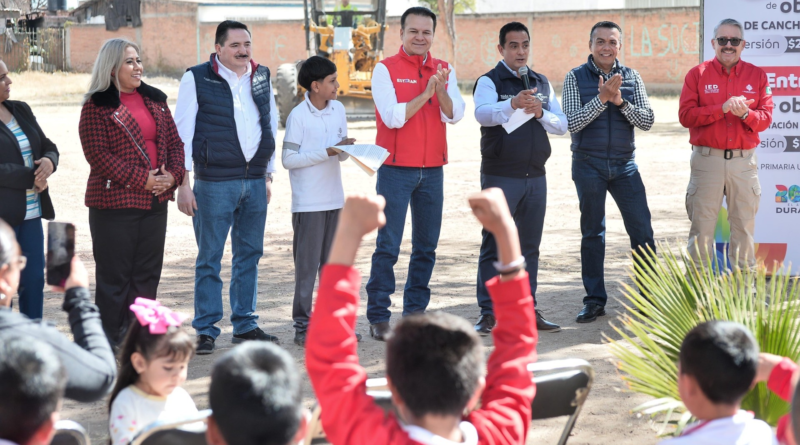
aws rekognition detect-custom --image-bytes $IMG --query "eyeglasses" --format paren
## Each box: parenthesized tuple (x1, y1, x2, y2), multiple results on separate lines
(716, 37, 742, 46)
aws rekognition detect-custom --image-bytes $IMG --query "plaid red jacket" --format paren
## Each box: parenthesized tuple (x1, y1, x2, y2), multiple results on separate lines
(79, 82, 185, 210)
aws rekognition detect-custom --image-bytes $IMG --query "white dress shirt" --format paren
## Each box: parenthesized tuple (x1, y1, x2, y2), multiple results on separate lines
(474, 60, 567, 135)
(174, 55, 277, 173)
(403, 421, 478, 445)
(371, 48, 465, 129)
(282, 93, 349, 213)
(658, 411, 776, 445)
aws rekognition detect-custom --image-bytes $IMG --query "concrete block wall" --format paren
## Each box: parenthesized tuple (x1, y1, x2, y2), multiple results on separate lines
(67, 5, 700, 91)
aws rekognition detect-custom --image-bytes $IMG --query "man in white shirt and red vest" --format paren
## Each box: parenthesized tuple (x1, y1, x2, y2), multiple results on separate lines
(367, 6, 466, 341)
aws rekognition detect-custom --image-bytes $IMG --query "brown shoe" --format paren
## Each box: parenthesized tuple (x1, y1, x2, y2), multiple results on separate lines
(536, 310, 561, 332)
(474, 314, 496, 336)
(369, 322, 391, 341)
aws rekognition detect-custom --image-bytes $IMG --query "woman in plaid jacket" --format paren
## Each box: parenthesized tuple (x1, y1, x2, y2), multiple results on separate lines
(78, 38, 185, 347)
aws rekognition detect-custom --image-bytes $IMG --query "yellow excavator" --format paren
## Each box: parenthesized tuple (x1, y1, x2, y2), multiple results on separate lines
(275, 0, 388, 127)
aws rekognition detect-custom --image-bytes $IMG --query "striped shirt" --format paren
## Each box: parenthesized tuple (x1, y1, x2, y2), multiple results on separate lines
(6, 116, 41, 220)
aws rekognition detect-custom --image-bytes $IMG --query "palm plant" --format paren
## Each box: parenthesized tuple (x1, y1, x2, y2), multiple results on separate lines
(607, 242, 800, 436)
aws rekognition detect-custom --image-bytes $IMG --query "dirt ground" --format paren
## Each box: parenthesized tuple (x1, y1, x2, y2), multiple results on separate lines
(13, 72, 694, 444)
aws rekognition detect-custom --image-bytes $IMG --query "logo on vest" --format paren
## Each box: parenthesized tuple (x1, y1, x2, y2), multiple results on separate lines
(338, 127, 343, 137)
(499, 93, 548, 103)
(396, 79, 418, 84)
(704, 84, 720, 94)
(203, 77, 223, 84)
(744, 84, 757, 94)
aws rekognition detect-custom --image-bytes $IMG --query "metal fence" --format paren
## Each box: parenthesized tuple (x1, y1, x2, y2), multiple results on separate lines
(0, 28, 66, 72)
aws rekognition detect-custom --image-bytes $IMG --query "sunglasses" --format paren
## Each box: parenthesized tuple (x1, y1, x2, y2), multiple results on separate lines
(716, 37, 742, 46)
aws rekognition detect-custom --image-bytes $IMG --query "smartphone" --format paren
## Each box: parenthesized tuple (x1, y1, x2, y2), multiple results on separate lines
(46, 222, 75, 287)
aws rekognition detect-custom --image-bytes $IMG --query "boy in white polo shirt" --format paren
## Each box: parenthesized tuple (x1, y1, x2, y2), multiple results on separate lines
(282, 56, 357, 347)
(660, 321, 776, 445)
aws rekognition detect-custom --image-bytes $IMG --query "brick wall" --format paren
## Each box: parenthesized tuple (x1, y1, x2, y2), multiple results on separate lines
(382, 8, 701, 90)
(67, 25, 138, 72)
(68, 5, 700, 90)
(67, 1, 198, 73)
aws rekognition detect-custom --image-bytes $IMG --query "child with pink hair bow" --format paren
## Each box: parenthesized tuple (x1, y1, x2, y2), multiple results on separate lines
(107, 298, 198, 445)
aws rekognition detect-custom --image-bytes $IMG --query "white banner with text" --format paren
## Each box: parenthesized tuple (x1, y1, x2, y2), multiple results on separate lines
(703, 0, 800, 272)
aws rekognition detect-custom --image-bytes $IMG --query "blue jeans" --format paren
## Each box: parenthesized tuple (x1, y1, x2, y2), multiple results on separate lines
(572, 153, 655, 306)
(192, 178, 267, 339)
(13, 217, 44, 320)
(366, 165, 444, 324)
(477, 174, 546, 315)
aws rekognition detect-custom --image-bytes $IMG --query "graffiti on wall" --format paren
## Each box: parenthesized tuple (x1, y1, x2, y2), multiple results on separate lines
(274, 35, 288, 62)
(69, 9, 702, 86)
(445, 19, 701, 83)
(628, 22, 700, 57)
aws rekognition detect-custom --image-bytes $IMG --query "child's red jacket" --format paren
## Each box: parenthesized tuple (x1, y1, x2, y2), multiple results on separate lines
(306, 265, 538, 445)
(768, 358, 798, 445)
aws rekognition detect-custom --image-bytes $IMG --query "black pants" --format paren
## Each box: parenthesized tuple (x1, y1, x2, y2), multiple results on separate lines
(88, 198, 168, 347)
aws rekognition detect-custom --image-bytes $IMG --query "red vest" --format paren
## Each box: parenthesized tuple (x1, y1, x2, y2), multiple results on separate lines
(375, 47, 449, 168)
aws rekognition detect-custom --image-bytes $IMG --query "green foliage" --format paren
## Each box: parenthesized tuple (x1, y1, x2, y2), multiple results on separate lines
(417, 0, 475, 15)
(607, 243, 800, 436)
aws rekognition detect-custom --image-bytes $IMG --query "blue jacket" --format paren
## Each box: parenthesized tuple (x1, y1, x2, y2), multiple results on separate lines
(474, 62, 552, 178)
(569, 56, 636, 159)
(189, 55, 275, 181)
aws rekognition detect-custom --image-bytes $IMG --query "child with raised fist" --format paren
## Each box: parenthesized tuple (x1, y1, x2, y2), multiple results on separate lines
(306, 189, 538, 445)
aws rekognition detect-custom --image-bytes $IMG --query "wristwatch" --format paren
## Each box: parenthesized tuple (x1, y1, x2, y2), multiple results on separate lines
(740, 110, 749, 120)
(265, 172, 273, 182)
(493, 256, 527, 276)
(620, 98, 631, 110)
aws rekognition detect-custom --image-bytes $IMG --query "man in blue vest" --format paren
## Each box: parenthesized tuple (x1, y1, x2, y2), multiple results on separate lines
(174, 20, 278, 354)
(563, 21, 655, 323)
(472, 22, 567, 335)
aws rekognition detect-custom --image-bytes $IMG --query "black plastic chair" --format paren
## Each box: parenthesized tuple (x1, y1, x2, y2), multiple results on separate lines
(528, 358, 594, 445)
(51, 420, 90, 445)
(305, 358, 594, 445)
(130, 409, 211, 445)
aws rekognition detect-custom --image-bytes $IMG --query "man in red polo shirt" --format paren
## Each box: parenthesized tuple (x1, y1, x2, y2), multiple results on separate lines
(679, 18, 773, 270)
(366, 6, 465, 341)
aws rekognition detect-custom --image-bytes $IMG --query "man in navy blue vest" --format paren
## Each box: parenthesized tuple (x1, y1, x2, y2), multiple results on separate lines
(563, 21, 655, 323)
(174, 20, 278, 354)
(472, 22, 567, 335)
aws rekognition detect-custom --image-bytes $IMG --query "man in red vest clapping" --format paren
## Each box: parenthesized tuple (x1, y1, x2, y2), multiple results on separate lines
(366, 6, 466, 341)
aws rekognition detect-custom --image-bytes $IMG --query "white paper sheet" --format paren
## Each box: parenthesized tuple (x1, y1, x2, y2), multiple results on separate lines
(329, 144, 390, 176)
(502, 108, 537, 134)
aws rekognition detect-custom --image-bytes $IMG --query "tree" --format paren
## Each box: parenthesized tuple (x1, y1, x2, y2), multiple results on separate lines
(0, 0, 48, 13)
(0, 0, 28, 12)
(417, 0, 474, 69)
